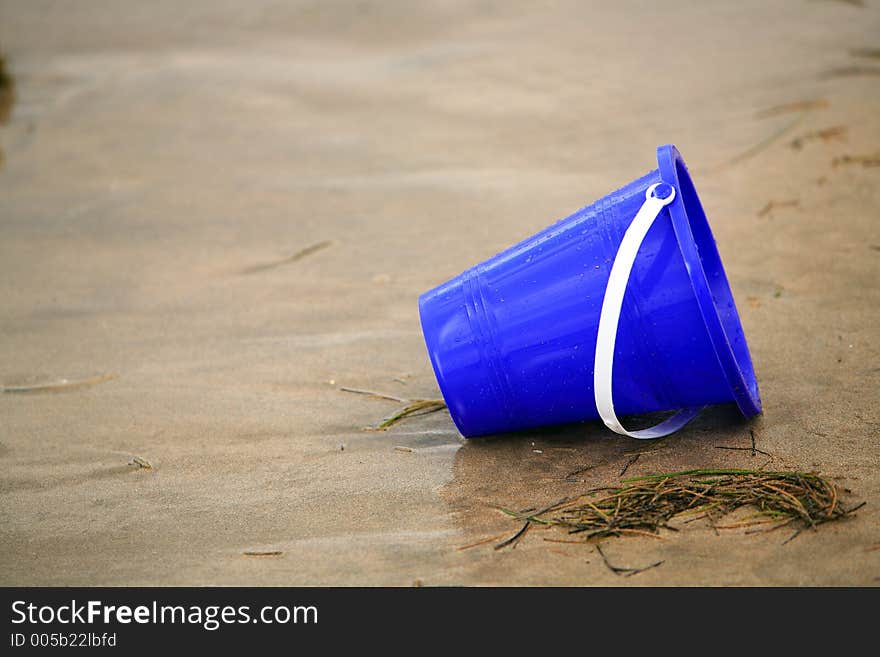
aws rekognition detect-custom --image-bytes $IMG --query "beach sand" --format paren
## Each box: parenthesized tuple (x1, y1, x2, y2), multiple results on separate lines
(1, 0, 878, 585)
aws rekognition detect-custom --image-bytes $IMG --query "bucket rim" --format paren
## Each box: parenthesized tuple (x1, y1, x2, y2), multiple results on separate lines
(657, 144, 762, 417)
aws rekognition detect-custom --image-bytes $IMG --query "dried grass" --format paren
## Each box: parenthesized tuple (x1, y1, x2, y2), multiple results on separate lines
(498, 469, 863, 546)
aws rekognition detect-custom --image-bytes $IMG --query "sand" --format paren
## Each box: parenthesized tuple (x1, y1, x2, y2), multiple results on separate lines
(0, 0, 878, 586)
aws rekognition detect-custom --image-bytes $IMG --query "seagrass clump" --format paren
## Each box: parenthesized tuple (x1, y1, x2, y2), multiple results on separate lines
(501, 469, 863, 544)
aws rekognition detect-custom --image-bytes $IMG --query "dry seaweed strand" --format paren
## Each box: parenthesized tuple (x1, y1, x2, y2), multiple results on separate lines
(789, 125, 847, 150)
(565, 463, 598, 478)
(457, 533, 509, 551)
(703, 113, 806, 172)
(849, 47, 880, 60)
(494, 522, 530, 550)
(595, 544, 664, 577)
(565, 441, 668, 482)
(372, 399, 447, 430)
(757, 199, 800, 218)
(494, 496, 571, 550)
(338, 387, 408, 403)
(754, 99, 829, 119)
(820, 65, 880, 79)
(816, 0, 865, 7)
(0, 51, 14, 127)
(714, 445, 772, 457)
(619, 453, 640, 477)
(239, 240, 334, 275)
(496, 469, 862, 546)
(832, 152, 880, 168)
(339, 386, 447, 430)
(706, 92, 845, 172)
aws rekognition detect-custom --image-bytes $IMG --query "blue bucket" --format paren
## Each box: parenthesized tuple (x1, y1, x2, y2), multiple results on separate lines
(418, 145, 761, 438)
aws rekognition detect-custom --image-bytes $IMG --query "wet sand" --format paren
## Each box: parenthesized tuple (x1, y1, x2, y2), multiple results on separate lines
(1, 1, 879, 585)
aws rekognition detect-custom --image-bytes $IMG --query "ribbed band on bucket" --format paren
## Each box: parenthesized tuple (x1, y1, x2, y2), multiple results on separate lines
(460, 266, 519, 428)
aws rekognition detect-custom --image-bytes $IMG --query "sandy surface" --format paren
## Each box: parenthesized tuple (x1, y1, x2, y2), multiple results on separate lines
(1, 1, 878, 586)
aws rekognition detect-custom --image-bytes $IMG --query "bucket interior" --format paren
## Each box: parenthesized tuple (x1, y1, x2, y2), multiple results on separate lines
(664, 147, 761, 415)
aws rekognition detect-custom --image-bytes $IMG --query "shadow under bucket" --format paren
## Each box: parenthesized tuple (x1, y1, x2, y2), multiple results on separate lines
(418, 145, 761, 438)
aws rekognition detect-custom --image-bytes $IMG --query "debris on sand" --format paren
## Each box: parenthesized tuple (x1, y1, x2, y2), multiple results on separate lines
(715, 444, 772, 457)
(2, 374, 117, 394)
(820, 65, 880, 79)
(497, 469, 863, 546)
(849, 47, 880, 60)
(715, 429, 771, 457)
(128, 456, 153, 470)
(849, 48, 880, 59)
(707, 113, 804, 171)
(339, 386, 447, 430)
(707, 98, 830, 169)
(239, 240, 334, 275)
(456, 533, 508, 551)
(373, 399, 447, 430)
(0, 52, 14, 126)
(619, 454, 640, 477)
(338, 386, 407, 403)
(494, 521, 530, 550)
(789, 125, 847, 150)
(754, 99, 828, 119)
(242, 551, 283, 557)
(832, 152, 880, 168)
(821, 0, 865, 7)
(596, 544, 664, 577)
(757, 199, 800, 218)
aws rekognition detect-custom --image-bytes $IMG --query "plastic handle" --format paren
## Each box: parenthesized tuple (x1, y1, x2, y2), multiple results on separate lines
(593, 182, 702, 439)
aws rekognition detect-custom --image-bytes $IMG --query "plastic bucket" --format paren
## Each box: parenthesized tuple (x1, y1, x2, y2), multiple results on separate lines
(418, 145, 761, 438)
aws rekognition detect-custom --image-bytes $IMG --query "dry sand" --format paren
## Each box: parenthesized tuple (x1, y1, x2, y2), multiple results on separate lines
(0, 0, 878, 585)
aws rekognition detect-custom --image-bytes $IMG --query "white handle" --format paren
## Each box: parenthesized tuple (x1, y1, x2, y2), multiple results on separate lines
(593, 182, 701, 439)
